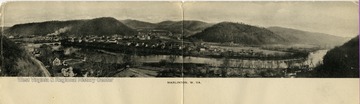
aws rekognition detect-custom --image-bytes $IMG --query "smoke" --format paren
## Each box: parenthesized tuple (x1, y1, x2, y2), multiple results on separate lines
(47, 26, 72, 36)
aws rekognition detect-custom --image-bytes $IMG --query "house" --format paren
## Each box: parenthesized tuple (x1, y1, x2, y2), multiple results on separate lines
(53, 37, 60, 41)
(96, 39, 106, 42)
(61, 66, 76, 77)
(178, 46, 183, 50)
(33, 49, 41, 57)
(68, 38, 75, 42)
(8, 36, 15, 39)
(52, 58, 62, 66)
(145, 35, 151, 40)
(198, 47, 206, 52)
(126, 42, 132, 46)
(77, 39, 83, 43)
(107, 39, 117, 43)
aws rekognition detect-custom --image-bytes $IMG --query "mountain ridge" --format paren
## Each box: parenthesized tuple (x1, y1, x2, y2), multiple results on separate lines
(189, 22, 289, 45)
(267, 26, 350, 46)
(3, 17, 350, 46)
(4, 17, 136, 37)
(120, 19, 157, 29)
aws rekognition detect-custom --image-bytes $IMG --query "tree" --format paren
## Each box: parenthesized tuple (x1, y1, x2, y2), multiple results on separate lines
(168, 55, 177, 64)
(38, 44, 54, 66)
(122, 54, 133, 66)
(220, 57, 230, 77)
(122, 54, 141, 67)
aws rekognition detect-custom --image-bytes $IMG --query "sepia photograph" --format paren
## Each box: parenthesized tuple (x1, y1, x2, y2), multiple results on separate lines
(1, 1, 358, 78)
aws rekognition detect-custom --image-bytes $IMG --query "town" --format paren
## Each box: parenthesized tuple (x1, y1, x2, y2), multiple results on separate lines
(7, 28, 321, 78)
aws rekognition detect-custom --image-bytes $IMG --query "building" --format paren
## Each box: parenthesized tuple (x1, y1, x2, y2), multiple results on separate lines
(8, 36, 15, 39)
(52, 58, 62, 66)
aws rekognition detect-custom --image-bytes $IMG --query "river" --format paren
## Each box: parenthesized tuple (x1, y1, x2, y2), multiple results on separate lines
(134, 50, 328, 69)
(63, 46, 328, 69)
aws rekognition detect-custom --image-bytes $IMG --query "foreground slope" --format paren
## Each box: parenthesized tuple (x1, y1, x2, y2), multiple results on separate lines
(0, 36, 49, 76)
(314, 36, 359, 78)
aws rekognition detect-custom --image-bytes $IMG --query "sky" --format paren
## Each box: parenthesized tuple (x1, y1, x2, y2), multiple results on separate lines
(2, 1, 358, 37)
(184, 1, 359, 37)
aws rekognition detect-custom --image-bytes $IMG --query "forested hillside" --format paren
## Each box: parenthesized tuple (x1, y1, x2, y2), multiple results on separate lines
(314, 36, 359, 77)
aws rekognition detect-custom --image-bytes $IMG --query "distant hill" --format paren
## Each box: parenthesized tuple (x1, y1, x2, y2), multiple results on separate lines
(4, 17, 136, 37)
(0, 36, 48, 76)
(155, 20, 213, 36)
(267, 26, 349, 46)
(0, 27, 10, 35)
(68, 17, 135, 36)
(189, 22, 288, 45)
(182, 20, 214, 37)
(120, 19, 157, 29)
(1, 27, 10, 32)
(154, 20, 182, 34)
(6, 18, 213, 37)
(4, 20, 81, 36)
(121, 20, 212, 36)
(314, 36, 359, 78)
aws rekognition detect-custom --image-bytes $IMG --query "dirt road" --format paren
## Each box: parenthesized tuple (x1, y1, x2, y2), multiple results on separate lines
(30, 57, 51, 77)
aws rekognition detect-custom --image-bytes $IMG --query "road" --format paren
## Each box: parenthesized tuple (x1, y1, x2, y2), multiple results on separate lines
(112, 68, 153, 77)
(128, 68, 151, 77)
(30, 57, 51, 77)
